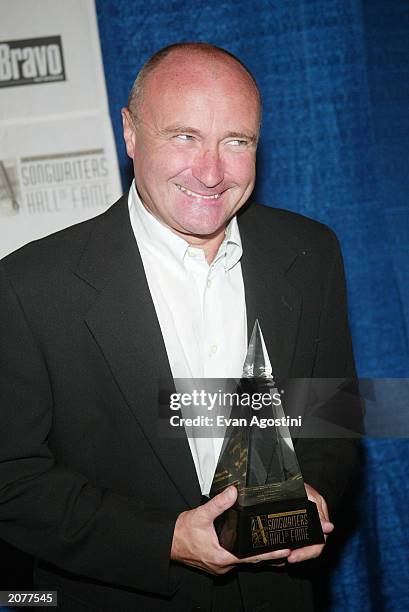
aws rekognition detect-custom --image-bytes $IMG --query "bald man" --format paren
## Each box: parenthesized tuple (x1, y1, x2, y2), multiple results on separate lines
(0, 43, 359, 611)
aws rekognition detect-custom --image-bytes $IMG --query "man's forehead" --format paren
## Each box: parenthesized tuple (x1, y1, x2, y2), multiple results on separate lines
(145, 50, 258, 101)
(141, 83, 260, 137)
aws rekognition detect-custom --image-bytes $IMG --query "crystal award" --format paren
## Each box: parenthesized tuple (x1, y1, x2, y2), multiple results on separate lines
(209, 321, 324, 557)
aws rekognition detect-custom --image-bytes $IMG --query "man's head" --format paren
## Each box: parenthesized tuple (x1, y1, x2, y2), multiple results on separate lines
(122, 43, 261, 249)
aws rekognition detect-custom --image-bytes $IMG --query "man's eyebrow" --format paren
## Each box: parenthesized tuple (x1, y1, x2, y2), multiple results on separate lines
(224, 131, 258, 144)
(162, 125, 258, 143)
(162, 125, 202, 136)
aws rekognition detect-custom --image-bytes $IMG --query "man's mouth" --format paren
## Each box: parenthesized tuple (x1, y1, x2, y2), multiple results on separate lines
(175, 184, 223, 200)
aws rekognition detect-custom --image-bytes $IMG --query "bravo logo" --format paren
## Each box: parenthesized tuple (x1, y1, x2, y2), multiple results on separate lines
(0, 36, 66, 87)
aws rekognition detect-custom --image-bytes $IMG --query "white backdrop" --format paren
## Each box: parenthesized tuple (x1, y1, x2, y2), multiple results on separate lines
(0, 0, 122, 258)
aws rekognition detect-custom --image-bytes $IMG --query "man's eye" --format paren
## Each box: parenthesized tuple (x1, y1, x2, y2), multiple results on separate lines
(229, 139, 248, 147)
(175, 134, 194, 141)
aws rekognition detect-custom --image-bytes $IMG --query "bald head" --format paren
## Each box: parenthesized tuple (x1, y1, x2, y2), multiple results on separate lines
(127, 42, 261, 126)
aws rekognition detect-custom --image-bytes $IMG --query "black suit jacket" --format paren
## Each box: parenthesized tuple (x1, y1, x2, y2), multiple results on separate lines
(0, 196, 359, 611)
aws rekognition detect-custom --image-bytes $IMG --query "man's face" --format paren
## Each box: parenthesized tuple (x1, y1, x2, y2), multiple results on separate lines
(122, 53, 260, 241)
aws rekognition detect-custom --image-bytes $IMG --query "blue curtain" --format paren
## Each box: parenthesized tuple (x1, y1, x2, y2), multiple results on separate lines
(96, 1, 409, 609)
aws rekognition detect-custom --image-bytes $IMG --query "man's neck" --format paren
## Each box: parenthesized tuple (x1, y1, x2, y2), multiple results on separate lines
(173, 228, 226, 264)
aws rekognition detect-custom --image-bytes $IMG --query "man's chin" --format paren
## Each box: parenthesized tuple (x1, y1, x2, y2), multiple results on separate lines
(175, 223, 227, 242)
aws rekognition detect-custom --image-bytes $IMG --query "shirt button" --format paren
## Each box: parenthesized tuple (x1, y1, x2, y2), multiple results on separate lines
(188, 250, 196, 258)
(207, 279, 212, 288)
(210, 344, 218, 353)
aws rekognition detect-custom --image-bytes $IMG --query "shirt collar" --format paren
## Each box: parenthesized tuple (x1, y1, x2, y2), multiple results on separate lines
(128, 180, 243, 271)
(220, 214, 243, 271)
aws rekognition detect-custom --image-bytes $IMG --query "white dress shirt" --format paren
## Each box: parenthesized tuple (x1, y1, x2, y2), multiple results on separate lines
(128, 181, 247, 494)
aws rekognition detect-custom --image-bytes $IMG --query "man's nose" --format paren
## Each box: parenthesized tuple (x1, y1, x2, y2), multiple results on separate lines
(192, 147, 224, 188)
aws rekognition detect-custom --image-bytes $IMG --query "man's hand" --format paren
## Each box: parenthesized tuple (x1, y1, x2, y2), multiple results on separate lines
(286, 483, 334, 564)
(171, 485, 291, 575)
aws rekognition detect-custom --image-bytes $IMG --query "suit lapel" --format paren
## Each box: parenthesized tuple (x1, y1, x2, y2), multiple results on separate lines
(75, 196, 201, 508)
(239, 205, 302, 383)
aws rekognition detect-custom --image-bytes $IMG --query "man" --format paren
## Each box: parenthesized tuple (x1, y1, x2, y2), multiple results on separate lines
(0, 43, 359, 611)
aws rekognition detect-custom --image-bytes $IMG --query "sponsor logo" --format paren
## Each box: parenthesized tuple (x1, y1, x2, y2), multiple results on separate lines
(1, 150, 112, 217)
(21, 149, 112, 215)
(0, 36, 66, 87)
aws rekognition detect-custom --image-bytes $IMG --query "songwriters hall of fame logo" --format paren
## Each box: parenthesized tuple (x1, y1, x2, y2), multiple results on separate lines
(0, 36, 66, 88)
(251, 510, 310, 549)
(0, 151, 112, 217)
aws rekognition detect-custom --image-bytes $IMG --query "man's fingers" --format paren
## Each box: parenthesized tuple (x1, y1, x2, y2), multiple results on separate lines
(287, 544, 325, 563)
(238, 548, 291, 564)
(305, 483, 330, 519)
(200, 486, 237, 521)
(321, 519, 334, 534)
(284, 513, 333, 564)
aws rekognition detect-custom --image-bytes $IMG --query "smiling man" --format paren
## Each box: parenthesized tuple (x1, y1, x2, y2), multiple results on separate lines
(0, 43, 359, 611)
(122, 44, 260, 261)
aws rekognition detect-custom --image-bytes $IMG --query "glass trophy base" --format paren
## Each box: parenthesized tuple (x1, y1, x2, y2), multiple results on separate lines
(214, 498, 325, 558)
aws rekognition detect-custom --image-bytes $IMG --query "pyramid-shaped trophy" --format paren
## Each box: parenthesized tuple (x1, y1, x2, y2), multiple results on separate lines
(210, 321, 324, 557)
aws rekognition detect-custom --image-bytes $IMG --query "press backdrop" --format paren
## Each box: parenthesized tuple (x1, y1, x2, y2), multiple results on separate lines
(95, 1, 409, 610)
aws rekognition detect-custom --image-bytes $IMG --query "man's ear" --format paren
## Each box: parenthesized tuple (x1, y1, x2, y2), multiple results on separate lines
(122, 108, 136, 159)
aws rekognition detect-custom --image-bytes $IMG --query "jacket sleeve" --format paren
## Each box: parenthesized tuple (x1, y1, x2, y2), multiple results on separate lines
(0, 262, 179, 595)
(294, 231, 363, 515)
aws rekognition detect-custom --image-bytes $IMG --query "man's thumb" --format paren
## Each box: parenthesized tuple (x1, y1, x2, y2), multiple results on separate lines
(201, 486, 237, 520)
